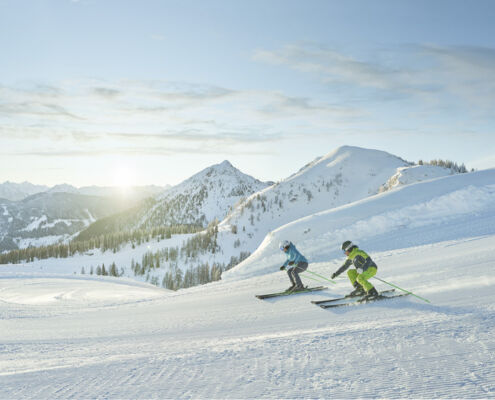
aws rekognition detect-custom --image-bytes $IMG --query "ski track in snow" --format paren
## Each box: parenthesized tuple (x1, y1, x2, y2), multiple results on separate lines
(1, 236, 495, 399)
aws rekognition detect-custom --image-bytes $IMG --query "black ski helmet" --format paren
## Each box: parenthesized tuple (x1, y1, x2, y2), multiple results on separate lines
(341, 241, 354, 252)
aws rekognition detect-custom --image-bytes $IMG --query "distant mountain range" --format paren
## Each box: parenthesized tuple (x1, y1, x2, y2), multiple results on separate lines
(0, 182, 50, 202)
(0, 182, 167, 202)
(0, 184, 168, 251)
(0, 148, 461, 260)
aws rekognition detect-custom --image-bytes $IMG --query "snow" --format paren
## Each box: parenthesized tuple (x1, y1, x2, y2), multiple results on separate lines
(1, 236, 494, 398)
(380, 164, 454, 191)
(15, 235, 68, 249)
(1, 155, 494, 398)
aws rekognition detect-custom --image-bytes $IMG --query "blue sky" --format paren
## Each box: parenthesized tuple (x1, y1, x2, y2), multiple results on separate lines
(1, 0, 494, 187)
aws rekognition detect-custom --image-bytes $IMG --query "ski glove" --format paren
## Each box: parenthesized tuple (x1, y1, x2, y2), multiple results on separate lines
(280, 266, 286, 271)
(331, 272, 337, 279)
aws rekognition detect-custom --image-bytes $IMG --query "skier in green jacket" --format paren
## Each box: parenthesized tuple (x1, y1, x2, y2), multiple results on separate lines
(331, 241, 379, 298)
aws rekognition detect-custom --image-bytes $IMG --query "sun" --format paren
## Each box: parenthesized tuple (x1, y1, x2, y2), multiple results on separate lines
(110, 164, 137, 191)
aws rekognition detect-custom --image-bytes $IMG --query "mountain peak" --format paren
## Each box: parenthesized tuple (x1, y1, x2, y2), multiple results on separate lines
(218, 160, 233, 168)
(48, 184, 79, 194)
(209, 160, 235, 173)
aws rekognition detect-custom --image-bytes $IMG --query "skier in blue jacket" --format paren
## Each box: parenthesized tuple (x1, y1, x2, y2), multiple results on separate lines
(279, 240, 308, 292)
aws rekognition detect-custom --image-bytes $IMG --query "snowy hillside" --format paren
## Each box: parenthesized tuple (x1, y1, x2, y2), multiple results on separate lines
(1, 166, 494, 398)
(225, 168, 495, 281)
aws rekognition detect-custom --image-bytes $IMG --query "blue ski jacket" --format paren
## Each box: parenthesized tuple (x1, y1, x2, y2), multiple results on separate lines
(282, 243, 308, 268)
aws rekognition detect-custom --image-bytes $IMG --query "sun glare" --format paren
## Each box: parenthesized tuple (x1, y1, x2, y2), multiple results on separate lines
(110, 164, 137, 193)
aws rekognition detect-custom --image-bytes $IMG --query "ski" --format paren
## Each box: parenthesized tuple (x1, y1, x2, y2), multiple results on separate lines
(319, 292, 410, 309)
(311, 289, 395, 305)
(256, 286, 327, 300)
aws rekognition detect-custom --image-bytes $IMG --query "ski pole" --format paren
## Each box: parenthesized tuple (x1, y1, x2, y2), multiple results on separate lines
(302, 273, 327, 284)
(373, 276, 430, 303)
(305, 269, 336, 285)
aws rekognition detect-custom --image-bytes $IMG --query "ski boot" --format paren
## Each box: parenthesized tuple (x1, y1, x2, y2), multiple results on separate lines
(347, 282, 366, 297)
(286, 284, 296, 292)
(292, 284, 306, 292)
(363, 287, 379, 300)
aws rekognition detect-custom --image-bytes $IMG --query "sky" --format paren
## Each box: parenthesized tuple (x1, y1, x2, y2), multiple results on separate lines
(1, 0, 494, 187)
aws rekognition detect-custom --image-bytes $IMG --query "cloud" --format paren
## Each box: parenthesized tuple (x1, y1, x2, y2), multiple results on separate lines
(0, 77, 378, 160)
(257, 92, 364, 120)
(253, 43, 401, 90)
(92, 87, 121, 98)
(7, 144, 274, 157)
(109, 128, 285, 145)
(417, 44, 495, 112)
(253, 42, 495, 115)
(0, 102, 83, 120)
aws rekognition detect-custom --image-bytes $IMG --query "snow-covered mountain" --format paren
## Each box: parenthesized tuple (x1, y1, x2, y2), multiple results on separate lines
(46, 183, 79, 194)
(218, 146, 409, 249)
(141, 160, 270, 228)
(0, 181, 49, 201)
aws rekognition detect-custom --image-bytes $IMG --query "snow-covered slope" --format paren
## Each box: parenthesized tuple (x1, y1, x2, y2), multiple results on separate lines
(1, 163, 494, 397)
(380, 164, 455, 192)
(224, 168, 495, 281)
(222, 146, 409, 233)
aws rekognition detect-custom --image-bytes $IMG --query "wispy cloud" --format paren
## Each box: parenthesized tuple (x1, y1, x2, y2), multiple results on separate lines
(0, 101, 84, 120)
(92, 87, 121, 98)
(7, 144, 275, 157)
(253, 43, 403, 90)
(253, 43, 495, 116)
(0, 78, 359, 155)
(109, 129, 285, 145)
